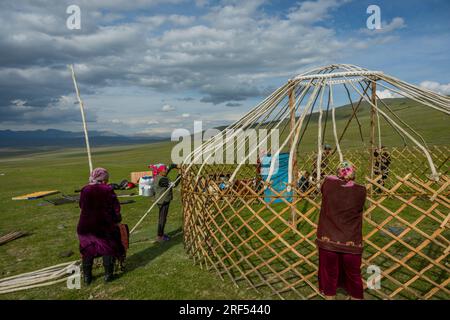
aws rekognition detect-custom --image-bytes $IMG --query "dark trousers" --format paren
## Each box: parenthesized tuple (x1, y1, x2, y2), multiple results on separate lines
(318, 248, 364, 299)
(374, 172, 389, 192)
(82, 256, 114, 267)
(82, 256, 115, 277)
(157, 202, 170, 237)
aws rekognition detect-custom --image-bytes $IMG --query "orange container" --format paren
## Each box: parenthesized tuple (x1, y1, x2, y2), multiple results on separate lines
(130, 171, 153, 184)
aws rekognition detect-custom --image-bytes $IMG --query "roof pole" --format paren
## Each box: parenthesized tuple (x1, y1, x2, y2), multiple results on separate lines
(370, 80, 377, 198)
(288, 81, 298, 225)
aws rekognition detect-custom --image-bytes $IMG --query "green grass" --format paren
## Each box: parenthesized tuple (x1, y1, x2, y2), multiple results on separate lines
(0, 97, 448, 299)
(0, 142, 268, 299)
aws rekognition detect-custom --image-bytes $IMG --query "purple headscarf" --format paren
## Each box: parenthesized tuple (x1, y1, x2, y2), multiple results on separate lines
(89, 167, 109, 184)
(337, 161, 355, 181)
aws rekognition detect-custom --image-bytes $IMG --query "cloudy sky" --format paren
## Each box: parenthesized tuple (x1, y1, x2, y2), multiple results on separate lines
(0, 0, 449, 136)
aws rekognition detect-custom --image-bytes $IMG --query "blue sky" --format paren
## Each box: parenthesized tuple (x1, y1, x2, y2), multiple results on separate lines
(0, 0, 449, 136)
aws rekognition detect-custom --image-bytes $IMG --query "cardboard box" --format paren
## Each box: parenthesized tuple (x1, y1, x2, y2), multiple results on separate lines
(130, 171, 153, 184)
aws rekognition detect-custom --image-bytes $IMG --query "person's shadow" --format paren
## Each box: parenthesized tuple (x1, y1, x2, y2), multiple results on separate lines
(121, 227, 183, 274)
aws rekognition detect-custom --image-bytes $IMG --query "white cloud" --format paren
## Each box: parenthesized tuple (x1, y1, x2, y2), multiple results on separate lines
(382, 17, 406, 32)
(161, 104, 176, 112)
(108, 118, 160, 126)
(419, 81, 450, 95)
(376, 90, 402, 99)
(73, 0, 184, 10)
(136, 14, 195, 27)
(361, 17, 406, 35)
(0, 0, 431, 134)
(0, 0, 362, 113)
(287, 0, 349, 24)
(11, 99, 27, 107)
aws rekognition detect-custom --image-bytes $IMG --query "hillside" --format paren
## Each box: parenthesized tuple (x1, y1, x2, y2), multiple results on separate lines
(0, 129, 167, 148)
(0, 129, 167, 158)
(1, 97, 447, 159)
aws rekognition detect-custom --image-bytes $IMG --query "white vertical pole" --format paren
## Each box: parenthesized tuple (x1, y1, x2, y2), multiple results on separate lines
(70, 64, 93, 173)
(330, 84, 343, 163)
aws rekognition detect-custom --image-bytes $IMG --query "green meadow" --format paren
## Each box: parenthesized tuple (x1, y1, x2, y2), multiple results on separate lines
(0, 98, 448, 299)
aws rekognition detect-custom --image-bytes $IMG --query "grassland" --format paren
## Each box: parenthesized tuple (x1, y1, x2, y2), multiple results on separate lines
(0, 98, 448, 299)
(0, 142, 267, 299)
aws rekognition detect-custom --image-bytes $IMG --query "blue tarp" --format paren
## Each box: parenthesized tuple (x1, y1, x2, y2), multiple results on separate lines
(260, 152, 292, 203)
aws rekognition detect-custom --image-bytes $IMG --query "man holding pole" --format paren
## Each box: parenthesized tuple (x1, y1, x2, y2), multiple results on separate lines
(152, 164, 181, 242)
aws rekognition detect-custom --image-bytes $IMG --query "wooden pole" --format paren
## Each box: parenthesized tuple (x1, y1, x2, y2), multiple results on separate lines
(70, 64, 93, 174)
(370, 80, 377, 198)
(288, 82, 297, 225)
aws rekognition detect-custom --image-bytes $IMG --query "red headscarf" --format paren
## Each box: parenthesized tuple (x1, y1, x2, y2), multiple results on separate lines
(149, 164, 167, 175)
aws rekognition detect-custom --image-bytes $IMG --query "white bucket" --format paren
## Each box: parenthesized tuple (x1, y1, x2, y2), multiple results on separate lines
(139, 176, 153, 196)
(143, 185, 154, 197)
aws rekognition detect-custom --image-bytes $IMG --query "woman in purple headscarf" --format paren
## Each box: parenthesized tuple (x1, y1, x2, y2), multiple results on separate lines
(316, 161, 367, 300)
(77, 167, 124, 285)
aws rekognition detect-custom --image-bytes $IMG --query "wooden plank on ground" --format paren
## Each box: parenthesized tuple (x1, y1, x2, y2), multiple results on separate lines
(0, 231, 27, 245)
(12, 190, 60, 200)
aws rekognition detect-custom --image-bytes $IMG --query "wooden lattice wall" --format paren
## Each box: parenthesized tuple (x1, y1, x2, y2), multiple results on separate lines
(181, 146, 449, 299)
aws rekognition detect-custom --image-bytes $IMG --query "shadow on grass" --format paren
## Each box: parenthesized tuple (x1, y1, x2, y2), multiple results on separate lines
(122, 228, 183, 274)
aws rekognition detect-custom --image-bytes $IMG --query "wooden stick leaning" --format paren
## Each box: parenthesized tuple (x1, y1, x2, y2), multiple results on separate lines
(70, 64, 93, 174)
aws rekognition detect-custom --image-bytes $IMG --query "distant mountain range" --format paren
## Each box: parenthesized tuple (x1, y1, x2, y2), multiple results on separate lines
(0, 129, 167, 148)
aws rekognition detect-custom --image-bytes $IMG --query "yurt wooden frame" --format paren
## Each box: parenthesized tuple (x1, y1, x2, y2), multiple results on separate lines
(181, 64, 450, 300)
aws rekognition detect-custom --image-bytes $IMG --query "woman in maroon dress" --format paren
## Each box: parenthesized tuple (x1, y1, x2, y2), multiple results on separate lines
(316, 161, 367, 299)
(77, 168, 124, 285)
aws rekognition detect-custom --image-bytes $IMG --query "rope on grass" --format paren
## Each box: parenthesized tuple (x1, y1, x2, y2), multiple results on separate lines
(0, 261, 78, 294)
